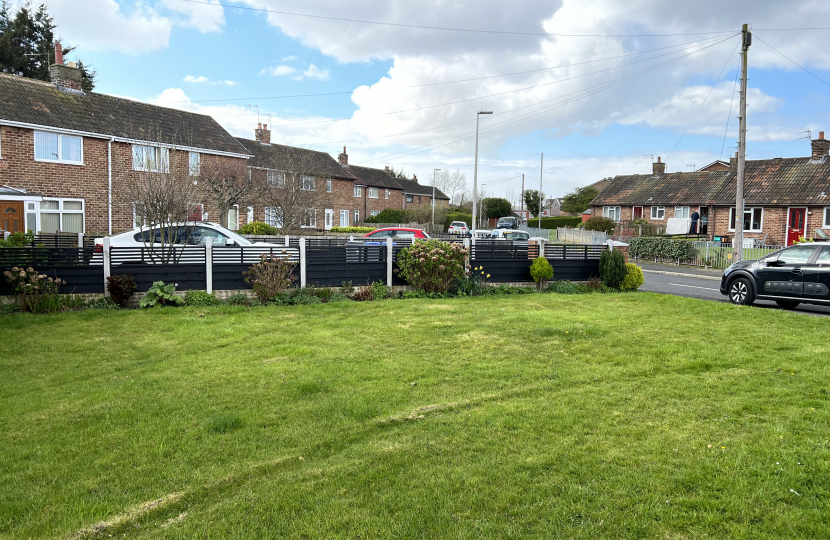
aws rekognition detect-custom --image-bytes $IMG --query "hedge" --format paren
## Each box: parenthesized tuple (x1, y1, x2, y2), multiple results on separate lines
(535, 216, 582, 229)
(628, 237, 698, 261)
(364, 209, 407, 224)
(444, 213, 472, 229)
(330, 226, 376, 234)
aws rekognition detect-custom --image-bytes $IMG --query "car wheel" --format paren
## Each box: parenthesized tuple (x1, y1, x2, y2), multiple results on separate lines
(728, 277, 755, 305)
(775, 300, 800, 310)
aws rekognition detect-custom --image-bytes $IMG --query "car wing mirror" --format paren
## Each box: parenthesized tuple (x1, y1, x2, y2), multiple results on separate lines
(226, 238, 235, 246)
(766, 259, 782, 267)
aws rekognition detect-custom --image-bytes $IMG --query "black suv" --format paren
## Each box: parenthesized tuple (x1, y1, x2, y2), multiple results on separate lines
(720, 242, 830, 309)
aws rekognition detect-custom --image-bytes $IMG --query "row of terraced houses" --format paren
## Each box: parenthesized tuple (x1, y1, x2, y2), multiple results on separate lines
(0, 44, 448, 236)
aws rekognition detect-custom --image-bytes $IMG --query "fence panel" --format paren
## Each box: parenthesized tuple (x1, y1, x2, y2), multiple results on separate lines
(629, 241, 782, 269)
(554, 228, 607, 245)
(306, 244, 388, 287)
(0, 247, 104, 295)
(110, 246, 206, 292)
(211, 246, 299, 290)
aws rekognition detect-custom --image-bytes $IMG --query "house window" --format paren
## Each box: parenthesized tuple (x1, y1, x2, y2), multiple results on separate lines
(417, 196, 422, 204)
(354, 210, 359, 223)
(729, 207, 763, 232)
(264, 207, 283, 228)
(39, 198, 84, 233)
(228, 206, 239, 231)
(823, 208, 830, 228)
(385, 189, 389, 199)
(406, 194, 413, 203)
(675, 206, 690, 218)
(267, 170, 285, 188)
(302, 208, 317, 228)
(189, 152, 200, 176)
(326, 179, 332, 193)
(602, 206, 621, 222)
(132, 144, 169, 172)
(650, 206, 665, 220)
(26, 202, 36, 233)
(187, 203, 204, 222)
(354, 186, 362, 197)
(371, 210, 380, 217)
(368, 187, 379, 199)
(34, 131, 83, 165)
(300, 175, 315, 191)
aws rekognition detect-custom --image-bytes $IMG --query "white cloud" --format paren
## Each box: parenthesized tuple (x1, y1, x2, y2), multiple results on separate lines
(264, 65, 297, 76)
(282, 55, 298, 61)
(45, 0, 171, 53)
(183, 75, 209, 83)
(303, 64, 330, 81)
(160, 0, 226, 33)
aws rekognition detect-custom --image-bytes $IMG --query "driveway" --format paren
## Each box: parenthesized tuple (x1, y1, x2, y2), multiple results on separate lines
(637, 262, 830, 318)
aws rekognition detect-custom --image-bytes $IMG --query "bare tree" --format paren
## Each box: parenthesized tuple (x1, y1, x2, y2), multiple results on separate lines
(258, 144, 334, 232)
(197, 158, 259, 228)
(435, 169, 467, 206)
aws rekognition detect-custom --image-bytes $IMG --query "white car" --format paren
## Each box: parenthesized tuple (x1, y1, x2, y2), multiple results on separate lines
(94, 222, 294, 265)
(474, 229, 492, 240)
(447, 221, 470, 235)
(489, 229, 530, 242)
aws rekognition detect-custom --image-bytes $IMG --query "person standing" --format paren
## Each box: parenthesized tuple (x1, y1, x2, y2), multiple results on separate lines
(690, 209, 700, 234)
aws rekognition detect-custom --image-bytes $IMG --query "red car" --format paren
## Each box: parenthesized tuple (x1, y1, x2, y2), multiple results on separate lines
(363, 227, 430, 239)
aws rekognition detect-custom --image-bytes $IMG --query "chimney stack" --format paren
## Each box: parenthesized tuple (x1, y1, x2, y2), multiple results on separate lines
(48, 41, 83, 91)
(338, 146, 348, 165)
(255, 123, 271, 144)
(652, 156, 666, 176)
(812, 131, 829, 161)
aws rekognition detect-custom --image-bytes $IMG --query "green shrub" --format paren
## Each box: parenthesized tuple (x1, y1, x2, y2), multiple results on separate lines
(599, 250, 626, 288)
(238, 221, 279, 235)
(244, 255, 297, 303)
(537, 216, 582, 229)
(548, 281, 579, 294)
(444, 213, 472, 230)
(370, 280, 391, 300)
(139, 281, 184, 308)
(315, 287, 333, 303)
(185, 290, 221, 306)
(396, 239, 469, 293)
(364, 208, 407, 224)
(529, 256, 554, 290)
(582, 216, 616, 232)
(280, 288, 321, 305)
(3, 266, 65, 312)
(87, 297, 120, 309)
(226, 293, 251, 306)
(106, 274, 137, 307)
(0, 230, 33, 247)
(328, 292, 352, 303)
(330, 226, 375, 234)
(619, 263, 645, 291)
(628, 237, 698, 261)
(452, 266, 489, 296)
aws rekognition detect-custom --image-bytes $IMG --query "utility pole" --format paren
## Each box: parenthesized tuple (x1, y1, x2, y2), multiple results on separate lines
(432, 168, 440, 232)
(520, 174, 525, 221)
(735, 23, 751, 262)
(538, 153, 544, 229)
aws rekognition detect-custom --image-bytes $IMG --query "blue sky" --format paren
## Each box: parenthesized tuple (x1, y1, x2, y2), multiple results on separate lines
(45, 0, 830, 203)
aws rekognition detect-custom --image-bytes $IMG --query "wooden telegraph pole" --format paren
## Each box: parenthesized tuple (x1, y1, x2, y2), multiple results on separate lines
(735, 24, 751, 262)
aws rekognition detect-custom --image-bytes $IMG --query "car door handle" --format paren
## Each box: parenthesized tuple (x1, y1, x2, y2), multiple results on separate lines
(791, 268, 803, 275)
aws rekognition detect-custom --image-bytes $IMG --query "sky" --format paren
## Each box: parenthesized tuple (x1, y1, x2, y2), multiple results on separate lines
(35, 0, 830, 203)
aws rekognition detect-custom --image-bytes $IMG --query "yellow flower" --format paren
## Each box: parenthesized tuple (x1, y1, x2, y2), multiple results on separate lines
(486, 274, 490, 278)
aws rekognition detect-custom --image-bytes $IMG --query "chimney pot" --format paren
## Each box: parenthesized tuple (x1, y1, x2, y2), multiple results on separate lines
(257, 122, 262, 129)
(48, 45, 83, 91)
(54, 42, 63, 65)
(657, 157, 662, 163)
(820, 131, 825, 140)
(337, 146, 348, 165)
(652, 157, 666, 176)
(263, 123, 267, 130)
(255, 123, 271, 144)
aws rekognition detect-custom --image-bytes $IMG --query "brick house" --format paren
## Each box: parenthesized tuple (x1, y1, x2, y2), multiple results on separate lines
(590, 134, 830, 246)
(0, 45, 252, 236)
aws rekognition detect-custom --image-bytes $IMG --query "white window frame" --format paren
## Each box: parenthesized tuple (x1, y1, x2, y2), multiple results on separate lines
(823, 208, 830, 229)
(227, 205, 239, 231)
(301, 208, 317, 228)
(650, 206, 665, 220)
(39, 197, 85, 233)
(385, 189, 389, 200)
(354, 185, 363, 197)
(300, 175, 316, 191)
(266, 170, 286, 188)
(368, 187, 379, 199)
(602, 206, 621, 222)
(406, 194, 414, 203)
(340, 209, 349, 227)
(34, 131, 83, 165)
(326, 179, 332, 193)
(189, 152, 200, 176)
(132, 144, 169, 173)
(674, 206, 690, 219)
(729, 207, 764, 232)
(264, 207, 283, 228)
(370, 210, 380, 217)
(354, 209, 360, 223)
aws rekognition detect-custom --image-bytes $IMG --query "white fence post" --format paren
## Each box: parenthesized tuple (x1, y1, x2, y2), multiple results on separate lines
(299, 237, 307, 288)
(78, 232, 84, 248)
(285, 235, 290, 247)
(205, 237, 213, 294)
(386, 237, 393, 287)
(103, 237, 111, 297)
(3, 231, 9, 241)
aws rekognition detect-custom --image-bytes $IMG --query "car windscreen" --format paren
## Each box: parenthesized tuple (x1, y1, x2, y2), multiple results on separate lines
(451, 222, 466, 227)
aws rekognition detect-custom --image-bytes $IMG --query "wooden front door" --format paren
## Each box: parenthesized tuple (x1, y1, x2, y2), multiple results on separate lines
(787, 208, 807, 246)
(633, 206, 643, 220)
(1, 201, 23, 233)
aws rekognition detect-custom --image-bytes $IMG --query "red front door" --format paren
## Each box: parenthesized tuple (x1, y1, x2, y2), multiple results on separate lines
(787, 208, 806, 246)
(633, 206, 643, 220)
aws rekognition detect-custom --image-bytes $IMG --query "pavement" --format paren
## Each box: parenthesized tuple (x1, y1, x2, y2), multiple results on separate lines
(637, 261, 830, 318)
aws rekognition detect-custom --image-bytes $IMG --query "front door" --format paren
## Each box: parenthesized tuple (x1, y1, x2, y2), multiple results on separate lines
(633, 207, 643, 220)
(699, 207, 709, 235)
(787, 208, 807, 246)
(1, 201, 23, 233)
(324, 209, 333, 230)
(756, 244, 817, 299)
(802, 245, 830, 302)
(340, 210, 349, 227)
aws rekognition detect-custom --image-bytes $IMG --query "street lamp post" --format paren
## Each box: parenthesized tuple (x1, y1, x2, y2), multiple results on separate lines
(432, 168, 441, 233)
(472, 110, 493, 240)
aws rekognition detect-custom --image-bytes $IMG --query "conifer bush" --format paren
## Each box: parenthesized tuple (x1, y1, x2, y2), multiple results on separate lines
(598, 250, 627, 289)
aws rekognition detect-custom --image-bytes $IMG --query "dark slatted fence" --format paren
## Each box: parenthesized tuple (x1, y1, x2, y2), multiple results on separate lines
(306, 242, 388, 287)
(212, 246, 299, 290)
(543, 244, 604, 281)
(110, 247, 206, 292)
(0, 247, 103, 294)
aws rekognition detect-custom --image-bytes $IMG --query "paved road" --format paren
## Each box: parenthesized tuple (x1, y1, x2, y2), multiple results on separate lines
(640, 266, 830, 318)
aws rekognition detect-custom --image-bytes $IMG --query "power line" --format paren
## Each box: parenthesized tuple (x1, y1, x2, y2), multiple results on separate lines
(666, 38, 740, 161)
(359, 34, 738, 164)
(173, 35, 730, 105)
(753, 33, 830, 89)
(175, 0, 736, 37)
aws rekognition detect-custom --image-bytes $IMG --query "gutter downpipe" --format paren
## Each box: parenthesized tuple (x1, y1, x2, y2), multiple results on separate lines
(107, 137, 114, 235)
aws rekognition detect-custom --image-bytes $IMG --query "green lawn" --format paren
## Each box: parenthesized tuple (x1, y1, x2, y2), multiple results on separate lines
(2, 294, 830, 539)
